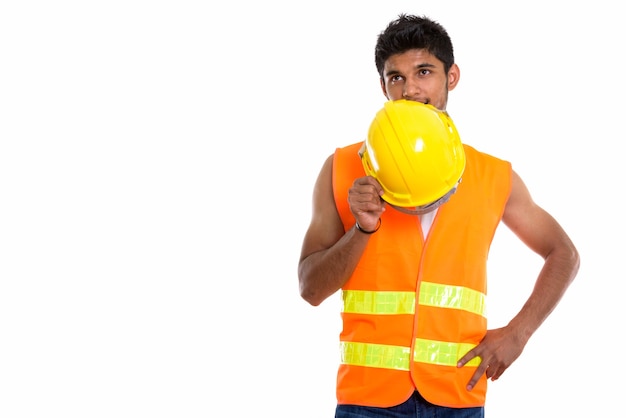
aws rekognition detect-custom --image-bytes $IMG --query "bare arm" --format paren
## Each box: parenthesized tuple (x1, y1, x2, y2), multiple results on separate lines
(500, 170, 580, 343)
(459, 169, 580, 390)
(298, 155, 386, 306)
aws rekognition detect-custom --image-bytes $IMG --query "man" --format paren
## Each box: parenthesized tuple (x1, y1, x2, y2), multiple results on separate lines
(297, 13, 580, 418)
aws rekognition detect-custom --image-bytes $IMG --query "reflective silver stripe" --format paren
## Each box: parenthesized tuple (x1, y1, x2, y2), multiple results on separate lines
(339, 339, 480, 370)
(419, 282, 485, 316)
(342, 290, 415, 314)
(413, 338, 480, 367)
(340, 341, 411, 371)
(342, 283, 485, 316)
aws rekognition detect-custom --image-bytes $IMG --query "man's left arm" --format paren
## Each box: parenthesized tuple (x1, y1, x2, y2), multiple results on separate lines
(458, 169, 580, 391)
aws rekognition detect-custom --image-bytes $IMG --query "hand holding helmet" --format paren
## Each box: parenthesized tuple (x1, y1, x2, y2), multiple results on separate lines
(347, 175, 386, 233)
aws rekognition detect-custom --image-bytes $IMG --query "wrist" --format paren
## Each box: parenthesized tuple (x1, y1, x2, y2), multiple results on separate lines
(355, 218, 382, 234)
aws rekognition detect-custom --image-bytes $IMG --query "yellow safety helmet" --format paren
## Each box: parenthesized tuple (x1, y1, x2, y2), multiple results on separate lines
(360, 99, 466, 214)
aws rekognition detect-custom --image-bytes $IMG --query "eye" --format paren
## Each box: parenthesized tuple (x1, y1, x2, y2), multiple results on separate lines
(419, 69, 431, 76)
(390, 75, 404, 83)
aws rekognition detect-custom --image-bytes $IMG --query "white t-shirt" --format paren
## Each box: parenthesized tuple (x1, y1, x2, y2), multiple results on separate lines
(419, 208, 438, 239)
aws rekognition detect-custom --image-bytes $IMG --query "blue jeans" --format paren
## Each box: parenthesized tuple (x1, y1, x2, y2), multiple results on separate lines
(335, 391, 484, 418)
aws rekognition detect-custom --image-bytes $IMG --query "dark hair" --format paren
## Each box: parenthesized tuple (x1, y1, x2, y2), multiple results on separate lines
(375, 14, 455, 78)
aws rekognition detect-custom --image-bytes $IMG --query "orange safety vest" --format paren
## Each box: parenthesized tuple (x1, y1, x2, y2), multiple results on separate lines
(332, 142, 512, 408)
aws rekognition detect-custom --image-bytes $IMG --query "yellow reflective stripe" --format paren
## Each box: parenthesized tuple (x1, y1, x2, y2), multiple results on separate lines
(342, 283, 485, 316)
(419, 282, 486, 316)
(340, 341, 411, 371)
(340, 340, 481, 370)
(414, 338, 480, 367)
(342, 290, 415, 314)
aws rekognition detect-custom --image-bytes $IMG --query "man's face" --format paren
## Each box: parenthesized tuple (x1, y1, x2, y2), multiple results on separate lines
(380, 49, 459, 111)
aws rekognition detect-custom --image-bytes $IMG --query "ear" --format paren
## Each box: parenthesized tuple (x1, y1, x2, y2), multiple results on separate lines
(380, 78, 390, 99)
(447, 63, 460, 91)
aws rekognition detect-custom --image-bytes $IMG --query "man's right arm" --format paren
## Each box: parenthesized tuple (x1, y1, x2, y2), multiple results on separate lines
(298, 155, 381, 306)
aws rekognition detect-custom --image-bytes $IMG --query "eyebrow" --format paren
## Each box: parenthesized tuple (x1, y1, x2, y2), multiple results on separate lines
(385, 62, 437, 78)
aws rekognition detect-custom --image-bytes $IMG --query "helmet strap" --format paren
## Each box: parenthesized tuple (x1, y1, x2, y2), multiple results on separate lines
(389, 181, 460, 216)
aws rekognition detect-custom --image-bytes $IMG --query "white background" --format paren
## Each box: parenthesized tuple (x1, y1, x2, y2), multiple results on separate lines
(1, 1, 623, 416)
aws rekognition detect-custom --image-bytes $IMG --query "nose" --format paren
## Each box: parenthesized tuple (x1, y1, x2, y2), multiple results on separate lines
(402, 79, 419, 100)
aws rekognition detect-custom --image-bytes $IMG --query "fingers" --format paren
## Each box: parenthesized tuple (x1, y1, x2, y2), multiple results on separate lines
(348, 177, 386, 227)
(487, 364, 503, 381)
(457, 328, 520, 391)
(457, 348, 495, 391)
(459, 354, 504, 391)
(350, 177, 384, 200)
(463, 359, 489, 391)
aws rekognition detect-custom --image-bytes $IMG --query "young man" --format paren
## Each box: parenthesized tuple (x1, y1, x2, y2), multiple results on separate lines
(298, 14, 580, 418)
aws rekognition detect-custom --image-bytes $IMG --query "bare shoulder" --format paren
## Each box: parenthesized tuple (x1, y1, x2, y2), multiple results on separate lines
(502, 170, 533, 221)
(300, 154, 345, 260)
(502, 170, 573, 258)
(313, 154, 334, 197)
